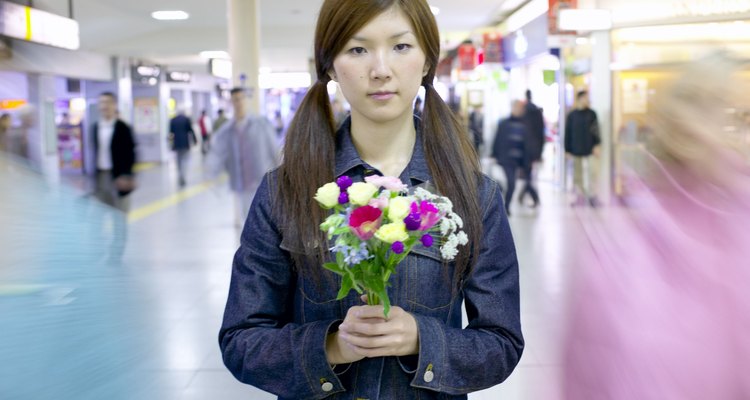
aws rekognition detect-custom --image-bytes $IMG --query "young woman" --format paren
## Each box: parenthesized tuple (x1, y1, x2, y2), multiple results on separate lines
(219, 1, 523, 398)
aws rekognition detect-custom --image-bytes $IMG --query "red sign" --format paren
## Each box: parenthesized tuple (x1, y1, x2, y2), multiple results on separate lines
(458, 44, 476, 72)
(549, 0, 578, 35)
(483, 33, 503, 64)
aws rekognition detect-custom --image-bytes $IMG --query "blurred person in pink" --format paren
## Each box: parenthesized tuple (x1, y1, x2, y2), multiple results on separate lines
(564, 53, 750, 399)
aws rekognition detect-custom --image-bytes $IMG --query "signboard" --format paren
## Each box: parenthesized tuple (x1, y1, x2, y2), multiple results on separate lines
(132, 65, 161, 86)
(458, 43, 477, 71)
(210, 58, 232, 80)
(503, 14, 549, 67)
(548, 0, 578, 35)
(483, 33, 503, 64)
(166, 71, 192, 83)
(133, 98, 159, 134)
(0, 1, 80, 50)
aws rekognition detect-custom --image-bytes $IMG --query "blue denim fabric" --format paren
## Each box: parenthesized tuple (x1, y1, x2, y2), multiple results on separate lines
(219, 118, 524, 399)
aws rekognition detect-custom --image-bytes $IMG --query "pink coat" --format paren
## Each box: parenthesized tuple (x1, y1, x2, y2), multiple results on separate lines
(564, 167, 750, 399)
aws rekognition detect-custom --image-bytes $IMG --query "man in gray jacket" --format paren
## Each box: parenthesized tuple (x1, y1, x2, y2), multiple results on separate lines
(207, 87, 280, 226)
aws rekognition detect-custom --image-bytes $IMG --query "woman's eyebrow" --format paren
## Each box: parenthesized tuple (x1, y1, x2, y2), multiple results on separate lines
(350, 31, 415, 42)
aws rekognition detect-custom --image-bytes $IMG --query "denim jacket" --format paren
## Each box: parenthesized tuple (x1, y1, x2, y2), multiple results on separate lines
(219, 119, 524, 399)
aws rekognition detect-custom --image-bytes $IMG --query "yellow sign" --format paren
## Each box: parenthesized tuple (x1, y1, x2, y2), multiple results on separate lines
(0, 99, 27, 110)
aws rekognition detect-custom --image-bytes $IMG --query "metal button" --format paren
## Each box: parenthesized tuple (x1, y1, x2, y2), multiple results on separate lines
(424, 370, 435, 383)
(321, 382, 334, 392)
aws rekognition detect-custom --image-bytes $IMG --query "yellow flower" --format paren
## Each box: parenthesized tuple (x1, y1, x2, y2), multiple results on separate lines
(314, 182, 340, 209)
(347, 182, 379, 206)
(375, 222, 409, 244)
(388, 197, 412, 221)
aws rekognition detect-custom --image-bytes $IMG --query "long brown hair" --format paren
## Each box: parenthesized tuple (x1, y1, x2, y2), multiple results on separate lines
(277, 0, 481, 283)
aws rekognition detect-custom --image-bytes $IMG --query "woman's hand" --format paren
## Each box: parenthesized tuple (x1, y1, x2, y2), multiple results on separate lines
(336, 302, 420, 359)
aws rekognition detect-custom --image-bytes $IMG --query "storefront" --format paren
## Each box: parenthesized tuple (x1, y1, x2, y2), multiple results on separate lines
(602, 1, 750, 195)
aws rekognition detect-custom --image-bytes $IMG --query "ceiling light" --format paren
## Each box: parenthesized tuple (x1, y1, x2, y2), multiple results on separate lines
(151, 10, 189, 21)
(200, 50, 230, 59)
(430, 6, 440, 15)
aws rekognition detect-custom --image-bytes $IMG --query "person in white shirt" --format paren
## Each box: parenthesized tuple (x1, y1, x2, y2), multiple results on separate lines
(92, 92, 137, 212)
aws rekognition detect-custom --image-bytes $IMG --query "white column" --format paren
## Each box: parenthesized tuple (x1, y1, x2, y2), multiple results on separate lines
(26, 73, 60, 182)
(590, 30, 612, 204)
(115, 58, 133, 126)
(228, 0, 262, 114)
(557, 52, 568, 190)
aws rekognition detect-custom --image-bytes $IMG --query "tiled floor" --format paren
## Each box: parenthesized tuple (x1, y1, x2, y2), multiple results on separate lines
(1, 150, 595, 399)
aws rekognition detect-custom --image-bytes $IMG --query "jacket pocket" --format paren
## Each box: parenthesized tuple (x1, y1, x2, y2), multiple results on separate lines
(406, 246, 456, 312)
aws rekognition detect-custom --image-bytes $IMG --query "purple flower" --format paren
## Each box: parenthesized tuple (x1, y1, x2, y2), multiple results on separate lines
(338, 192, 349, 205)
(404, 212, 421, 231)
(391, 241, 405, 254)
(336, 175, 353, 190)
(421, 234, 434, 248)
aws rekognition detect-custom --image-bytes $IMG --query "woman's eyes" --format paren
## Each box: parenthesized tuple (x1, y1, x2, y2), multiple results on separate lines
(394, 43, 412, 52)
(346, 44, 413, 55)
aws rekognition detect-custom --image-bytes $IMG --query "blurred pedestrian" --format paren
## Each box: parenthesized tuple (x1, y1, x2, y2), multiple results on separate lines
(564, 52, 750, 400)
(413, 96, 423, 118)
(565, 90, 600, 206)
(0, 113, 9, 152)
(207, 87, 280, 226)
(492, 100, 529, 216)
(468, 105, 484, 153)
(198, 109, 212, 155)
(520, 89, 544, 207)
(91, 92, 137, 211)
(213, 108, 228, 132)
(169, 109, 197, 187)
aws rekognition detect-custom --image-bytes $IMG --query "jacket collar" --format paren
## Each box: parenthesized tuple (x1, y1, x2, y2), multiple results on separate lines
(334, 116, 432, 185)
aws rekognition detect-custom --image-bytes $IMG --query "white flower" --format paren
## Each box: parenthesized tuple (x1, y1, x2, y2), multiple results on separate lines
(387, 196, 412, 221)
(347, 182, 379, 206)
(455, 231, 468, 246)
(314, 182, 340, 209)
(440, 234, 460, 260)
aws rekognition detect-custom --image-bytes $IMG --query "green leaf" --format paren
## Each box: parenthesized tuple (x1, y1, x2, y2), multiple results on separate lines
(337, 274, 354, 300)
(379, 290, 392, 318)
(323, 262, 343, 275)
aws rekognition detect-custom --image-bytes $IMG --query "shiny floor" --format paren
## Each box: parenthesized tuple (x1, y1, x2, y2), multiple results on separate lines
(1, 150, 594, 399)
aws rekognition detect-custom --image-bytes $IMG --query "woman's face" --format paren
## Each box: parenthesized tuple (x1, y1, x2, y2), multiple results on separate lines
(331, 6, 428, 125)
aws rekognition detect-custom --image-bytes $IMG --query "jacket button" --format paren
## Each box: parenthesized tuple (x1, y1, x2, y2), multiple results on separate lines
(424, 370, 435, 383)
(321, 382, 334, 392)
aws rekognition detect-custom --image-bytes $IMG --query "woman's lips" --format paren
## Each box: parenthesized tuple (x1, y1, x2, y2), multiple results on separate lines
(369, 92, 396, 101)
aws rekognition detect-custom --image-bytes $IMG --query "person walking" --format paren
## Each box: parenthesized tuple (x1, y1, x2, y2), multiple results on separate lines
(207, 87, 280, 226)
(169, 109, 197, 187)
(565, 90, 600, 206)
(198, 109, 212, 155)
(520, 89, 544, 207)
(468, 105, 485, 153)
(213, 108, 228, 132)
(492, 100, 529, 216)
(91, 92, 137, 211)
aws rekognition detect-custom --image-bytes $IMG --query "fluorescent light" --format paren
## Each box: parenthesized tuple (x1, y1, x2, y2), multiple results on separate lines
(558, 9, 612, 31)
(506, 0, 549, 33)
(151, 10, 189, 21)
(259, 72, 312, 89)
(430, 6, 440, 15)
(200, 50, 230, 59)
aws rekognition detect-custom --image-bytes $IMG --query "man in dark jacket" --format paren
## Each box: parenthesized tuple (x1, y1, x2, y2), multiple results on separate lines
(565, 90, 600, 206)
(520, 90, 544, 207)
(492, 100, 529, 216)
(92, 92, 137, 212)
(169, 110, 197, 187)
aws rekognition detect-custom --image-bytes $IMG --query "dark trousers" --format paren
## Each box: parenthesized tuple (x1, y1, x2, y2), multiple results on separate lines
(519, 165, 540, 206)
(501, 163, 520, 215)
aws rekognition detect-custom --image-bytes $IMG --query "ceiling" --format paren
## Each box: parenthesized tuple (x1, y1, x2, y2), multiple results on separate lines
(27, 0, 523, 74)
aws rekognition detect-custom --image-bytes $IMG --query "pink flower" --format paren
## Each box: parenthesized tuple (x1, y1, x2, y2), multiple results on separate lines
(411, 201, 441, 231)
(348, 205, 383, 241)
(368, 193, 390, 210)
(365, 175, 407, 192)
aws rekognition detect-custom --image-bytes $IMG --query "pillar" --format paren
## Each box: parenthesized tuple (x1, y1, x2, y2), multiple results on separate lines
(590, 30, 613, 204)
(26, 73, 59, 182)
(227, 0, 262, 114)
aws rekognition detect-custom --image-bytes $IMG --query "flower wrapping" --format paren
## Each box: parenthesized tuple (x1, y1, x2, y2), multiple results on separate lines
(316, 176, 467, 317)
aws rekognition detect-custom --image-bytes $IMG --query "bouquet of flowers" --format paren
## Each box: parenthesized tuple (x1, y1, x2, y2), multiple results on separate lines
(315, 175, 468, 317)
